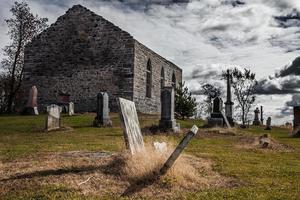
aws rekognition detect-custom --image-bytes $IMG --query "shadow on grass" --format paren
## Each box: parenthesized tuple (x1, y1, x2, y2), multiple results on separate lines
(1, 165, 101, 182)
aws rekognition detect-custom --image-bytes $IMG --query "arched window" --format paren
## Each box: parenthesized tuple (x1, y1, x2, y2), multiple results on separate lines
(172, 72, 176, 89)
(146, 59, 152, 98)
(161, 67, 165, 89)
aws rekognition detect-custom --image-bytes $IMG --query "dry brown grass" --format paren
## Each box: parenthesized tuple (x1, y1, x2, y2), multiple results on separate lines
(235, 136, 295, 152)
(0, 143, 235, 199)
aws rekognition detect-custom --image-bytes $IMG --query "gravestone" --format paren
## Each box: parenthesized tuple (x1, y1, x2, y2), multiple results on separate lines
(260, 106, 264, 125)
(224, 69, 234, 126)
(118, 98, 145, 154)
(265, 117, 271, 130)
(93, 92, 112, 127)
(208, 97, 224, 127)
(68, 102, 74, 116)
(160, 125, 198, 175)
(159, 87, 176, 130)
(293, 106, 300, 136)
(23, 86, 39, 115)
(253, 107, 261, 125)
(46, 104, 62, 131)
(259, 134, 270, 148)
(221, 111, 231, 128)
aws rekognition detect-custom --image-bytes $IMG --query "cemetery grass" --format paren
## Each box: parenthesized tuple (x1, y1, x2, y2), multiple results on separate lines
(0, 114, 299, 199)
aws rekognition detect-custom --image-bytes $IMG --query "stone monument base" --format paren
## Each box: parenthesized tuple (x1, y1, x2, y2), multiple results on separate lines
(159, 119, 176, 130)
(253, 120, 261, 126)
(22, 107, 39, 115)
(207, 118, 224, 127)
(93, 118, 112, 127)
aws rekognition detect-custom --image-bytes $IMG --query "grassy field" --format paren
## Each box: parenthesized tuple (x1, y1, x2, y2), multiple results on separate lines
(0, 113, 300, 199)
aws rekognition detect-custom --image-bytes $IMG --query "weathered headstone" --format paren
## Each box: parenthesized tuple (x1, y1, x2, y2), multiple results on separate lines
(259, 134, 270, 148)
(159, 87, 176, 130)
(23, 86, 39, 115)
(160, 125, 198, 175)
(265, 117, 271, 130)
(93, 92, 112, 127)
(69, 102, 74, 116)
(46, 105, 62, 131)
(118, 98, 145, 154)
(208, 97, 224, 127)
(253, 107, 261, 125)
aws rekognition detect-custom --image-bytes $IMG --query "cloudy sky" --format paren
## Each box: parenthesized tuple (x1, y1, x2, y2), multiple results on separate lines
(1, 0, 300, 124)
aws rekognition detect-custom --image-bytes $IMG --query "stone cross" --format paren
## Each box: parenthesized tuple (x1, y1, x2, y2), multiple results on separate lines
(93, 92, 112, 127)
(160, 125, 198, 175)
(253, 107, 261, 125)
(68, 102, 74, 116)
(25, 85, 39, 115)
(118, 97, 145, 154)
(46, 104, 62, 131)
(159, 87, 176, 130)
(265, 117, 271, 130)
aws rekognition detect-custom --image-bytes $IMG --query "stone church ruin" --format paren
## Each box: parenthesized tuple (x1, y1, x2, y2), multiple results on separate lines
(22, 5, 182, 114)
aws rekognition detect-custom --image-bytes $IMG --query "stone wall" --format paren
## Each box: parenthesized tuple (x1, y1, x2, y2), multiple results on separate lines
(22, 5, 135, 112)
(133, 41, 182, 114)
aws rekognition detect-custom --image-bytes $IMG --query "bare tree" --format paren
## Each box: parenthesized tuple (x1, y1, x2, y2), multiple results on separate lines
(1, 1, 48, 113)
(222, 68, 257, 126)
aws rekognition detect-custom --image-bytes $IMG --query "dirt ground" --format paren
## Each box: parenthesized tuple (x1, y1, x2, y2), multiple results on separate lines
(0, 150, 237, 199)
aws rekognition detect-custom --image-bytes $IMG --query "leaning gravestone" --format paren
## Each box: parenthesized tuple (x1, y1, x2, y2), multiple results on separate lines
(118, 98, 145, 154)
(159, 87, 176, 130)
(160, 125, 198, 175)
(23, 85, 39, 115)
(46, 105, 62, 131)
(265, 117, 271, 130)
(93, 92, 112, 127)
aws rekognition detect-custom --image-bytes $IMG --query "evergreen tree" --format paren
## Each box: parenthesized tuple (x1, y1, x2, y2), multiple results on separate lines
(175, 82, 197, 119)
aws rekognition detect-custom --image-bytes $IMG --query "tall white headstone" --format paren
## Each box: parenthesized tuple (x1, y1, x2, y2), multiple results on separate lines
(46, 105, 62, 131)
(118, 98, 144, 154)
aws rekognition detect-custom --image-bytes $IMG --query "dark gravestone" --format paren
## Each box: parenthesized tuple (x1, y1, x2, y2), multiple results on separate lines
(260, 106, 264, 125)
(93, 92, 112, 127)
(159, 87, 176, 130)
(265, 117, 271, 130)
(208, 97, 224, 127)
(253, 107, 261, 125)
(293, 106, 300, 136)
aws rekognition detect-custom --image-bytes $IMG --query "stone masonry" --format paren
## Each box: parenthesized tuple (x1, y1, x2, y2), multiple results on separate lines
(22, 5, 182, 114)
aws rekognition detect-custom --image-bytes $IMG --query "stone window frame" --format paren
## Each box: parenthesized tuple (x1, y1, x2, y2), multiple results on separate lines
(161, 67, 165, 89)
(146, 59, 152, 98)
(172, 72, 176, 89)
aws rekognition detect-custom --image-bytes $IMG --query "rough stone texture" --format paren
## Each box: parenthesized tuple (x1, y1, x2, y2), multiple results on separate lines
(133, 41, 182, 114)
(118, 98, 144, 154)
(22, 5, 182, 114)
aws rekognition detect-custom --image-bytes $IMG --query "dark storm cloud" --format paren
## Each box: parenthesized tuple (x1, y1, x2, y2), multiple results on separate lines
(274, 9, 300, 28)
(254, 57, 300, 94)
